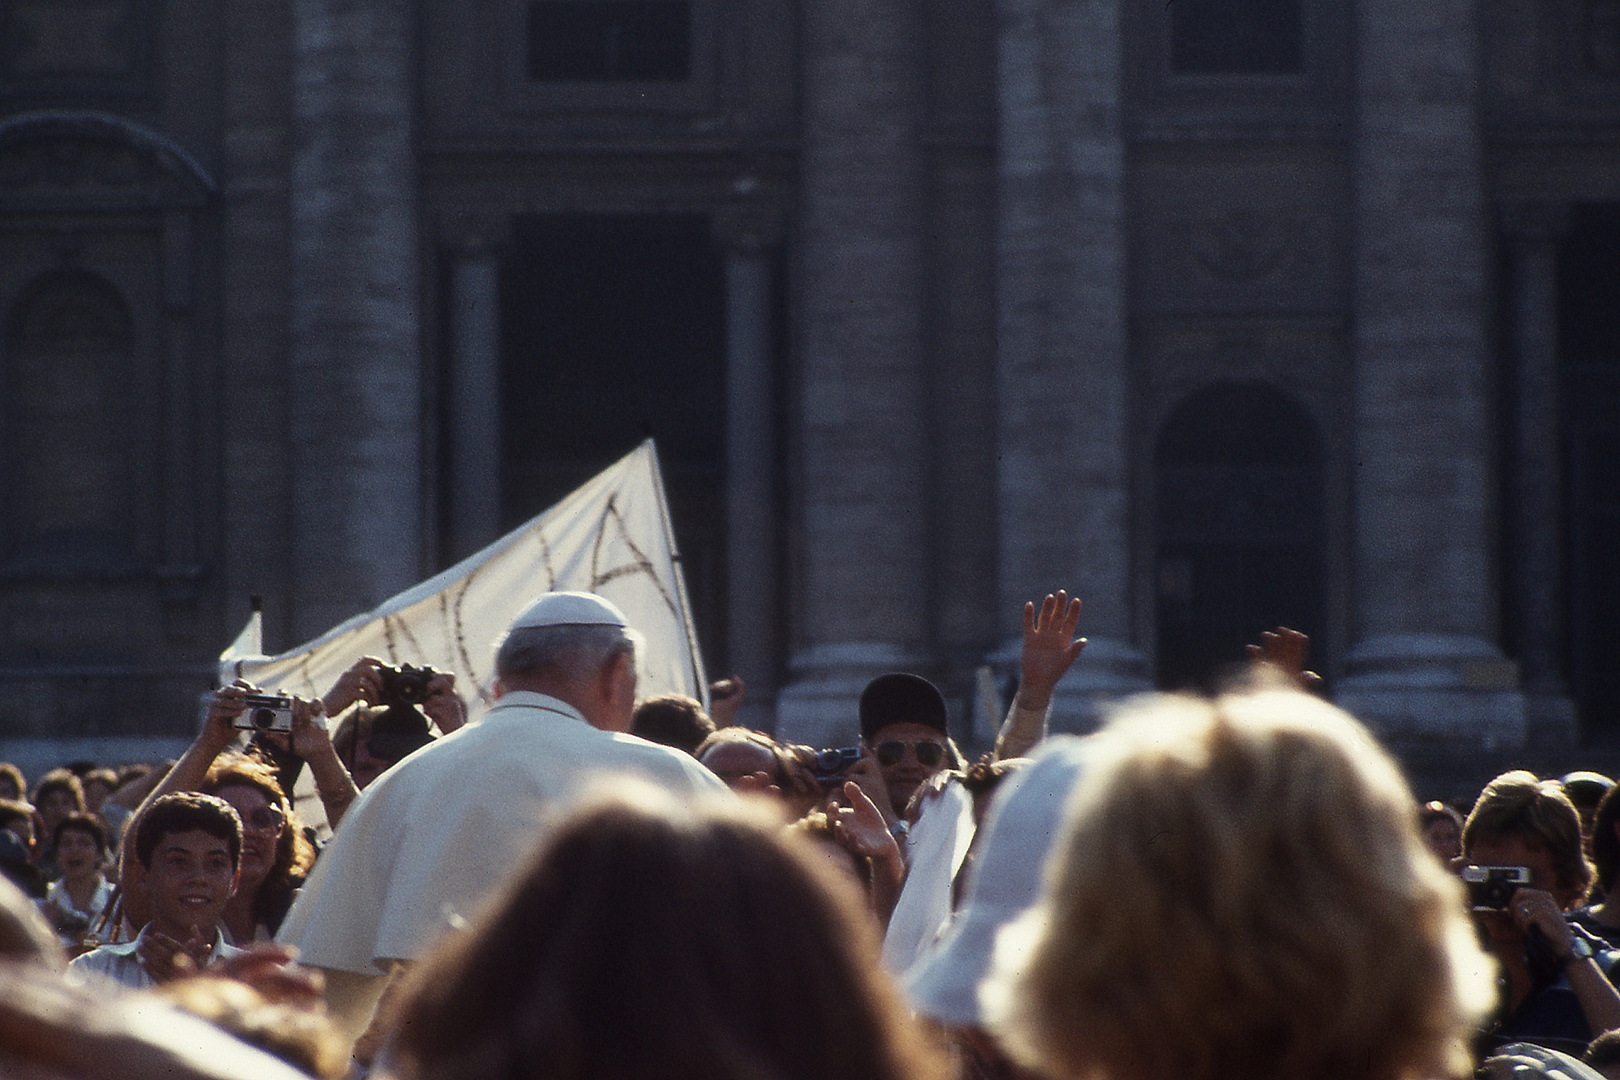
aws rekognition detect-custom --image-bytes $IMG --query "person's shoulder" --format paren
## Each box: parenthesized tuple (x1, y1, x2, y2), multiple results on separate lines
(607, 732, 729, 792)
(68, 936, 140, 973)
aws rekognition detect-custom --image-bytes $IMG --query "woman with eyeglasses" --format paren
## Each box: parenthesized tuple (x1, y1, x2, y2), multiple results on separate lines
(199, 754, 316, 944)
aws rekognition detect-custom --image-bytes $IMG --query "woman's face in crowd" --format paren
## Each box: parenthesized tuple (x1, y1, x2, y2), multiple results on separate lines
(214, 783, 283, 889)
(37, 789, 79, 835)
(1423, 816, 1462, 863)
(82, 778, 114, 813)
(56, 828, 103, 881)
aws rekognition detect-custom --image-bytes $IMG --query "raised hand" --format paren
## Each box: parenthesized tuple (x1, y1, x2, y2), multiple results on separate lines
(422, 671, 468, 734)
(1246, 627, 1324, 692)
(708, 675, 746, 728)
(322, 657, 386, 717)
(831, 780, 902, 862)
(1019, 591, 1087, 711)
(843, 752, 897, 826)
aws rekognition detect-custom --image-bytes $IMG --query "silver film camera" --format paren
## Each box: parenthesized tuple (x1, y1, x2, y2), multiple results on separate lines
(233, 693, 295, 733)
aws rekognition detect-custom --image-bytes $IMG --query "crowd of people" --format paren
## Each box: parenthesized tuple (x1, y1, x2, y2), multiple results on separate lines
(3, 589, 1620, 1080)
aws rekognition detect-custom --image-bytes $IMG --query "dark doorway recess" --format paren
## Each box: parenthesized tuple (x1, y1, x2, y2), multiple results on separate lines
(499, 213, 726, 664)
(1559, 203, 1620, 730)
(1154, 381, 1325, 692)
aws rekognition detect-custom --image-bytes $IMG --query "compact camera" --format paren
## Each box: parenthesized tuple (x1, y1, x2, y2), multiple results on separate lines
(378, 663, 438, 708)
(234, 693, 295, 733)
(812, 746, 863, 787)
(1462, 864, 1532, 912)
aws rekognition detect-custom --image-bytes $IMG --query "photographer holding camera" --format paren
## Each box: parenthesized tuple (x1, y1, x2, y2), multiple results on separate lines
(321, 657, 467, 741)
(1465, 770, 1620, 1053)
(323, 661, 466, 790)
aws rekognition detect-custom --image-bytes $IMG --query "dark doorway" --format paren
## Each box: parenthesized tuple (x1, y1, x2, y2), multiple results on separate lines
(1560, 203, 1620, 729)
(498, 213, 726, 664)
(1154, 382, 1325, 691)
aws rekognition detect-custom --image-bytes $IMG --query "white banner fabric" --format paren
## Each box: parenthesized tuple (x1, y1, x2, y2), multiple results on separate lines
(219, 439, 707, 717)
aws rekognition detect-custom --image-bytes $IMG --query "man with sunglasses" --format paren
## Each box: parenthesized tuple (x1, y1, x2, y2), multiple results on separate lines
(849, 673, 964, 828)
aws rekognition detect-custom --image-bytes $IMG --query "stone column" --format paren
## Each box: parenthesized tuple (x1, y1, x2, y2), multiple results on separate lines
(288, 0, 422, 639)
(713, 199, 783, 732)
(447, 235, 504, 563)
(778, 0, 929, 746)
(1502, 203, 1578, 745)
(991, 0, 1149, 731)
(1339, 0, 1525, 748)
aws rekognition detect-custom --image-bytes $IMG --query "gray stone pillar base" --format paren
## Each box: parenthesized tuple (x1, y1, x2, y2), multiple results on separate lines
(776, 643, 932, 749)
(987, 634, 1153, 736)
(1335, 633, 1527, 751)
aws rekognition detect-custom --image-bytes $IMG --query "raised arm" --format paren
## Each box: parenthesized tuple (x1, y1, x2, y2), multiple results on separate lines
(995, 591, 1086, 760)
(285, 698, 360, 830)
(135, 683, 252, 816)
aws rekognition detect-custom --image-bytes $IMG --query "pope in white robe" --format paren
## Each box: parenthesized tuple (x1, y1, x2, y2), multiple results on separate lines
(275, 592, 728, 1039)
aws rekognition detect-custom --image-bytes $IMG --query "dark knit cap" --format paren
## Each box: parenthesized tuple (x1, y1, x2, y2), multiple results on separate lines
(859, 672, 948, 742)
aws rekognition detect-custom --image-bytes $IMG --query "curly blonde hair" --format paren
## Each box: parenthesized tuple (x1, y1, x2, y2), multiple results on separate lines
(985, 689, 1494, 1080)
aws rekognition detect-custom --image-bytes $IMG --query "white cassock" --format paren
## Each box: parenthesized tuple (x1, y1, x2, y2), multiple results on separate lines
(276, 691, 728, 975)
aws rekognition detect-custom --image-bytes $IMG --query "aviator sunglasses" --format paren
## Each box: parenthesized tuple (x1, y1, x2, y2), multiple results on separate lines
(875, 740, 946, 768)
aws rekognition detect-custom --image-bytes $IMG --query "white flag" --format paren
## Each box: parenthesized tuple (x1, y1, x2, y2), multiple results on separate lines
(219, 606, 263, 677)
(219, 439, 708, 716)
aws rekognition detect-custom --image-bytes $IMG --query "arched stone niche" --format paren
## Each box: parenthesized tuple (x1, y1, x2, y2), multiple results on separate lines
(0, 111, 216, 654)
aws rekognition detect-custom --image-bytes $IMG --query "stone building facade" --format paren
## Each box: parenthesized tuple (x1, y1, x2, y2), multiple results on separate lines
(0, 0, 1616, 768)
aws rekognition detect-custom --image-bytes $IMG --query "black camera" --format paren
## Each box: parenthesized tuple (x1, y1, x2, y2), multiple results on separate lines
(378, 663, 438, 707)
(1462, 864, 1532, 912)
(812, 746, 862, 787)
(234, 693, 294, 733)
(369, 664, 440, 762)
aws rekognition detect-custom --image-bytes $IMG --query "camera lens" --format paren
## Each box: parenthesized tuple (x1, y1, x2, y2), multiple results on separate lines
(252, 707, 276, 730)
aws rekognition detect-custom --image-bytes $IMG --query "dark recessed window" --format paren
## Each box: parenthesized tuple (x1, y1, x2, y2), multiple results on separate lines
(527, 0, 691, 82)
(1170, 0, 1302, 74)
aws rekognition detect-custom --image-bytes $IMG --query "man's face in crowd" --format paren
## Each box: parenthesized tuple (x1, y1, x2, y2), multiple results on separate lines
(866, 721, 950, 816)
(143, 828, 237, 939)
(1466, 833, 1571, 947)
(351, 721, 396, 790)
(1423, 816, 1462, 863)
(603, 652, 638, 734)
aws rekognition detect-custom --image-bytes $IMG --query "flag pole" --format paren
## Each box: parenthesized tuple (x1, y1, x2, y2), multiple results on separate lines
(642, 439, 710, 708)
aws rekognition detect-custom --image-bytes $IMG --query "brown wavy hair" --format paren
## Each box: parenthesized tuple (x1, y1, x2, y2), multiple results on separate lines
(201, 752, 315, 934)
(386, 788, 946, 1080)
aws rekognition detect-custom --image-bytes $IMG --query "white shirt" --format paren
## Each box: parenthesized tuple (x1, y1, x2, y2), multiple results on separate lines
(67, 925, 246, 990)
(39, 874, 115, 947)
(277, 691, 729, 975)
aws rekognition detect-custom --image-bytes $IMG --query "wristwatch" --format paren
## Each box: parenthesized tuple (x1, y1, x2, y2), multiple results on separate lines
(1563, 936, 1595, 966)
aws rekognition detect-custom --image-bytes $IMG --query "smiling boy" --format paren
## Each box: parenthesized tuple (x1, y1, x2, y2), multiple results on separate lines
(69, 792, 247, 989)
